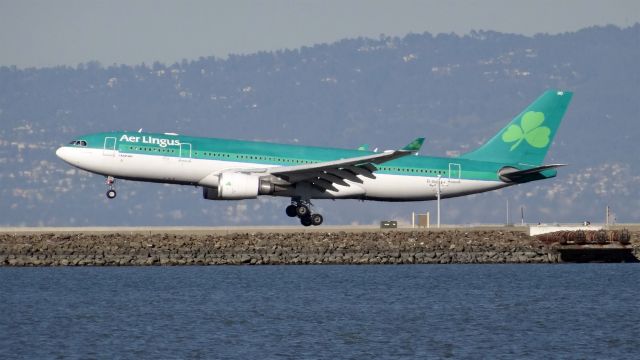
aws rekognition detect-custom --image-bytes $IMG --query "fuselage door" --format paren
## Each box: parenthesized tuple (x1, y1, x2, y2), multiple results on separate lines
(179, 143, 192, 162)
(103, 137, 116, 156)
(449, 163, 461, 183)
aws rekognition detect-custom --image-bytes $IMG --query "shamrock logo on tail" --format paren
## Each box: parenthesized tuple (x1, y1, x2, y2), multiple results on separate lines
(501, 111, 551, 151)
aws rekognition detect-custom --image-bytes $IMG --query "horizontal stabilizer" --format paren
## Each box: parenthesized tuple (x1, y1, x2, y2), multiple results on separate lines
(499, 164, 566, 183)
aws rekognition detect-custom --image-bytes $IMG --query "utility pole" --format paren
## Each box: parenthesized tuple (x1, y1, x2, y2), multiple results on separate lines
(521, 206, 525, 226)
(436, 175, 441, 228)
(506, 199, 510, 226)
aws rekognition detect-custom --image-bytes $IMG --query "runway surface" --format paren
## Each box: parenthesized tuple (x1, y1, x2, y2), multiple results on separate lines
(0, 225, 532, 235)
(0, 224, 636, 235)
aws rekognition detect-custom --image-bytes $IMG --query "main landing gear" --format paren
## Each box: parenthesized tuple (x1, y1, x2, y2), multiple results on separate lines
(286, 200, 323, 226)
(105, 176, 117, 199)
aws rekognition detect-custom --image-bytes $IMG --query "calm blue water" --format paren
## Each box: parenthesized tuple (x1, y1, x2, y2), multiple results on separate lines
(1, 265, 638, 359)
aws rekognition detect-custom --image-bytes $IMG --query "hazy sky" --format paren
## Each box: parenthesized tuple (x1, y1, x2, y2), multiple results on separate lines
(1, 0, 639, 68)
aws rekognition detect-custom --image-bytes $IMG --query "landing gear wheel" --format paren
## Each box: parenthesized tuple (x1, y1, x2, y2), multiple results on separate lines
(300, 216, 312, 227)
(310, 214, 323, 226)
(296, 204, 310, 218)
(286, 205, 297, 217)
(105, 176, 117, 199)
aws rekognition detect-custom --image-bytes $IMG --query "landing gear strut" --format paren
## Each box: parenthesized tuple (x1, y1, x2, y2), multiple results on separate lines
(285, 199, 323, 226)
(105, 176, 117, 199)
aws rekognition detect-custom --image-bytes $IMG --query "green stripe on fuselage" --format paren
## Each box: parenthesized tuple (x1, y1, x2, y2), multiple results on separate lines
(70, 131, 506, 181)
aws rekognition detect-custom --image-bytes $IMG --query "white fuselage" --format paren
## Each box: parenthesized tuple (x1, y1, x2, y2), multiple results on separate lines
(56, 147, 508, 201)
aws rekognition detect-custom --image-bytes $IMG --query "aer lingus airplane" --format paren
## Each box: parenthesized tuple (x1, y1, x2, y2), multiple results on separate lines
(56, 90, 572, 226)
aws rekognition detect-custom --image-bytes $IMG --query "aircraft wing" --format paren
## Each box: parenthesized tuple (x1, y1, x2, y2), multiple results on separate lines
(266, 138, 424, 191)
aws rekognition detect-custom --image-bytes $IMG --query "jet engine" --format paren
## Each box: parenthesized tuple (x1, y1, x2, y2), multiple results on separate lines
(202, 172, 276, 200)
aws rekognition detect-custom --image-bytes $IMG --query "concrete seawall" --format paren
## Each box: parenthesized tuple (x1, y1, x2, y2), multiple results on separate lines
(4, 229, 638, 266)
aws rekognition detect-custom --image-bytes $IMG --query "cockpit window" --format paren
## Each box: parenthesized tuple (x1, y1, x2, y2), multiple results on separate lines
(69, 140, 88, 147)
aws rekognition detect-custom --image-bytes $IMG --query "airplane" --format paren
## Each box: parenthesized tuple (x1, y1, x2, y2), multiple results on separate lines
(56, 90, 572, 226)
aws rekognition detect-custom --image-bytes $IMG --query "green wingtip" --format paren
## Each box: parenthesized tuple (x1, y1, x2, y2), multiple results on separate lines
(402, 137, 425, 151)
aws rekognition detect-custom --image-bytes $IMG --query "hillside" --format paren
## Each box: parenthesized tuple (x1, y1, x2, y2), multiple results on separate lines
(1, 25, 639, 226)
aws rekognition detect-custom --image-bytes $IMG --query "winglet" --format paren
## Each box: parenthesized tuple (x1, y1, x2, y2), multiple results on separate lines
(401, 137, 425, 152)
(357, 144, 370, 151)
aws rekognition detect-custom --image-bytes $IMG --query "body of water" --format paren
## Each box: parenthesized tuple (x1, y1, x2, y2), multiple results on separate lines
(1, 265, 638, 359)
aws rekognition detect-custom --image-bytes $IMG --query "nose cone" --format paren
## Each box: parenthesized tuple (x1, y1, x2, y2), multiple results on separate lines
(56, 146, 87, 170)
(56, 146, 73, 164)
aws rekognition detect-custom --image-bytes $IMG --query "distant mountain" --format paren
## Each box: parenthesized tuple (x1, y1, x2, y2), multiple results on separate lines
(1, 24, 639, 226)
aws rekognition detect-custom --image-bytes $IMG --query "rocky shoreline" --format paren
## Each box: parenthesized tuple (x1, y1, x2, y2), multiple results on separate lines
(1, 230, 638, 266)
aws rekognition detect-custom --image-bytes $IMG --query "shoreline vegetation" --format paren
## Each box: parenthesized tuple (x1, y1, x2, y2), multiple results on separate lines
(1, 230, 638, 266)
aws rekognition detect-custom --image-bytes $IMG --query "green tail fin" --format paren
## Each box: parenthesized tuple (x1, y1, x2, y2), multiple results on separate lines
(460, 90, 573, 166)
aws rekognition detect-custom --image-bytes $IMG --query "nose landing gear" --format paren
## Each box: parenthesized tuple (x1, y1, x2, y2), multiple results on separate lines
(105, 176, 117, 199)
(285, 199, 323, 226)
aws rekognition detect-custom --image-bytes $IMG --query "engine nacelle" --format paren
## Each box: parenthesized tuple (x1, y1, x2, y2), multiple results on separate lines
(218, 172, 259, 199)
(202, 173, 276, 200)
